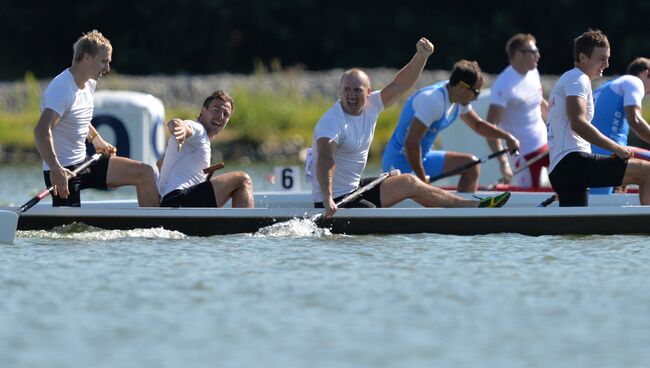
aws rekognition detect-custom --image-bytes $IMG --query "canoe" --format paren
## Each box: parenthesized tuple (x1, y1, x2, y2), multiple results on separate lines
(253, 190, 641, 208)
(2, 190, 648, 236)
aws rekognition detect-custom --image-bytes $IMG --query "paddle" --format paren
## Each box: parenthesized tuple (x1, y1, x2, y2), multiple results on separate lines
(314, 169, 401, 220)
(538, 194, 557, 207)
(203, 162, 225, 181)
(0, 154, 102, 244)
(488, 150, 549, 188)
(427, 148, 515, 183)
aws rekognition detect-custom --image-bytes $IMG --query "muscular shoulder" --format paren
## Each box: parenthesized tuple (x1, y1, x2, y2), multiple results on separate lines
(614, 75, 644, 93)
(412, 88, 446, 125)
(491, 67, 519, 104)
(366, 90, 384, 115)
(314, 102, 346, 141)
(562, 68, 591, 96)
(413, 88, 445, 110)
(187, 120, 206, 134)
(493, 66, 518, 88)
(45, 70, 76, 95)
(41, 70, 78, 113)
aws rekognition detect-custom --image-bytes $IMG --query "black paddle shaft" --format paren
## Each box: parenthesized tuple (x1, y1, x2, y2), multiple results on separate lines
(428, 148, 514, 183)
(18, 154, 102, 214)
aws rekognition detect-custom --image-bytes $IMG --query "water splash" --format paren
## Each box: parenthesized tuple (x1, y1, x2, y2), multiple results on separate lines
(255, 217, 331, 237)
(17, 222, 186, 241)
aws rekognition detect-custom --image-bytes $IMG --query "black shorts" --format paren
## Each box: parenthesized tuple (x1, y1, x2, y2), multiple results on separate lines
(160, 181, 218, 207)
(549, 151, 627, 206)
(43, 154, 110, 207)
(314, 177, 383, 208)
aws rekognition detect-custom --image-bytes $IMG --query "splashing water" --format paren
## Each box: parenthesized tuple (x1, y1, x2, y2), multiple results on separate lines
(17, 222, 187, 241)
(255, 217, 332, 237)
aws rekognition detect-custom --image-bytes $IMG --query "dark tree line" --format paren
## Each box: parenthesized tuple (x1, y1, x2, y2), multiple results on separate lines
(1, 0, 649, 80)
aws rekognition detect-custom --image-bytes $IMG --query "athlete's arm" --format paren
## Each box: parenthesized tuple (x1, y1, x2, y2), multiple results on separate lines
(316, 138, 338, 218)
(380, 38, 433, 108)
(404, 118, 429, 182)
(567, 96, 631, 159)
(88, 124, 117, 156)
(540, 98, 549, 122)
(461, 110, 519, 153)
(484, 104, 512, 181)
(625, 105, 650, 144)
(33, 108, 74, 198)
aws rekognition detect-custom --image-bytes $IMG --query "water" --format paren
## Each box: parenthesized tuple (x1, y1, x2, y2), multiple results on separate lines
(1, 163, 649, 368)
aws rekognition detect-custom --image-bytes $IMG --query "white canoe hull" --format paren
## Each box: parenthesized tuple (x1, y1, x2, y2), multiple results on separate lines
(2, 190, 649, 236)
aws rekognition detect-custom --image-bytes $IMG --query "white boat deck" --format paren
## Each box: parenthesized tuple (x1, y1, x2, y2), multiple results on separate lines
(65, 190, 641, 209)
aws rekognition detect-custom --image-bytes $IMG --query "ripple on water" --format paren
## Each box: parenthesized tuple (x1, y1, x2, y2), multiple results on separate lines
(17, 222, 186, 241)
(255, 217, 332, 237)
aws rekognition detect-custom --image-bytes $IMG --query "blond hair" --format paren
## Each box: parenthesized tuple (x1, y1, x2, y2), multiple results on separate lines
(72, 30, 112, 63)
(506, 33, 537, 60)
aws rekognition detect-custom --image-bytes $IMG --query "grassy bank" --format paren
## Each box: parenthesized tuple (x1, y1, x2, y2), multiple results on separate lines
(0, 71, 403, 163)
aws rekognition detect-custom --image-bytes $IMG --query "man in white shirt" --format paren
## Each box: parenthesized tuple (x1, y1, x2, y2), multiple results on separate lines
(308, 38, 512, 218)
(546, 29, 650, 206)
(487, 33, 549, 187)
(34, 30, 159, 207)
(158, 91, 253, 208)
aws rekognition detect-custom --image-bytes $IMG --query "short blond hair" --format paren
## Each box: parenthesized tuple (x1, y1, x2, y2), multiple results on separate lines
(506, 33, 537, 60)
(340, 68, 371, 88)
(72, 30, 112, 63)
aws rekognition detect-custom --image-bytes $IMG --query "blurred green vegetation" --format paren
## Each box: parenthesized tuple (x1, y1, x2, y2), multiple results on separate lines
(4, 69, 647, 162)
(0, 72, 41, 147)
(0, 70, 402, 162)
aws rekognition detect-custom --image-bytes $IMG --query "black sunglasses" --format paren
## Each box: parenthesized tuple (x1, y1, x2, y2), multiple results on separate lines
(459, 80, 480, 98)
(518, 47, 540, 55)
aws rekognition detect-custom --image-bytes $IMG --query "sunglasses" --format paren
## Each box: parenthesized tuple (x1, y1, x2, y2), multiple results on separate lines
(459, 80, 481, 98)
(518, 47, 540, 55)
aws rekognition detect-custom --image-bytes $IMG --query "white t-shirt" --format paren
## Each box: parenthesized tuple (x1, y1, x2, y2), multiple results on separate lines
(595, 74, 645, 107)
(547, 67, 594, 172)
(490, 66, 546, 155)
(40, 69, 97, 169)
(308, 91, 384, 202)
(412, 87, 470, 128)
(157, 120, 211, 197)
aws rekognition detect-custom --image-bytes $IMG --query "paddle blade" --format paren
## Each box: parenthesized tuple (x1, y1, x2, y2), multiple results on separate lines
(0, 210, 19, 244)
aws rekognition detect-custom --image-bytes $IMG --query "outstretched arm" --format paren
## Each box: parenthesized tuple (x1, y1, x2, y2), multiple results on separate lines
(316, 138, 338, 218)
(485, 104, 512, 182)
(158, 118, 195, 170)
(380, 38, 434, 108)
(167, 118, 194, 150)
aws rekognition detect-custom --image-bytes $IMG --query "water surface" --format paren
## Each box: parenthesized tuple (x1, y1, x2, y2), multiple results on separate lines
(1, 164, 648, 368)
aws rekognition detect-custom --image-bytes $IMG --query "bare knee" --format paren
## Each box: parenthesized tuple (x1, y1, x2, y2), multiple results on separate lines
(135, 163, 157, 185)
(395, 173, 425, 190)
(464, 165, 479, 178)
(210, 171, 253, 191)
(236, 171, 253, 190)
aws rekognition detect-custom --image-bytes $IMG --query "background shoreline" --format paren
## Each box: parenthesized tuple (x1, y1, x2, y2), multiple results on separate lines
(0, 68, 593, 165)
